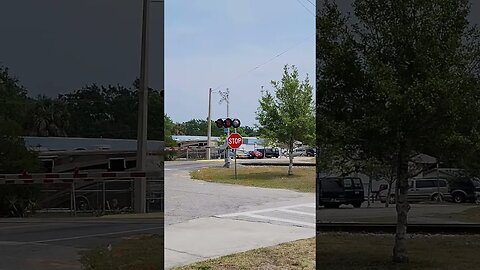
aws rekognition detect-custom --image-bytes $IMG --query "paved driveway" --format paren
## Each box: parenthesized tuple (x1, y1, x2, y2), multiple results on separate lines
(165, 160, 315, 269)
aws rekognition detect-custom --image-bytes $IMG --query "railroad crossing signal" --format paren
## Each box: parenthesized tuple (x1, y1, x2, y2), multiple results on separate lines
(215, 118, 241, 129)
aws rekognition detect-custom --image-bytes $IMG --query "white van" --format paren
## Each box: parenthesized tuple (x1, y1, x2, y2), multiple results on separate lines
(379, 178, 451, 203)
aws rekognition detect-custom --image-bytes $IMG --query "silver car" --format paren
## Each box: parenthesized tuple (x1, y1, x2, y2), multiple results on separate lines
(379, 178, 451, 203)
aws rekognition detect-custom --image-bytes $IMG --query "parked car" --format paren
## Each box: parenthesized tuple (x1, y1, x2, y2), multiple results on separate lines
(306, 148, 316, 157)
(235, 150, 250, 159)
(292, 148, 307, 157)
(257, 148, 280, 158)
(379, 178, 451, 204)
(317, 176, 365, 208)
(248, 150, 263, 159)
(448, 177, 480, 203)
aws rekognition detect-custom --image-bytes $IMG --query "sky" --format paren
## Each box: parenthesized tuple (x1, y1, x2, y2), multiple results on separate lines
(0, 1, 164, 97)
(165, 0, 316, 127)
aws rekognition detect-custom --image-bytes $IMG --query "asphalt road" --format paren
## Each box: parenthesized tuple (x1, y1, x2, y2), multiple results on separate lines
(165, 160, 315, 226)
(0, 217, 163, 270)
(164, 160, 315, 269)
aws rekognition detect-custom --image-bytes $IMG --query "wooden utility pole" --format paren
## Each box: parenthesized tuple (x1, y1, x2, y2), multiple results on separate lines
(135, 0, 150, 213)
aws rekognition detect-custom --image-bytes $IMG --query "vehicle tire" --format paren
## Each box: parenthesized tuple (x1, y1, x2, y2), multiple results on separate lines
(352, 202, 362, 208)
(452, 192, 465, 204)
(76, 197, 90, 211)
(388, 194, 396, 204)
(324, 203, 340, 209)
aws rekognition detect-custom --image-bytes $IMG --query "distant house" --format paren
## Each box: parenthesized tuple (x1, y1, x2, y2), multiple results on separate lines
(171, 135, 266, 152)
(22, 136, 163, 173)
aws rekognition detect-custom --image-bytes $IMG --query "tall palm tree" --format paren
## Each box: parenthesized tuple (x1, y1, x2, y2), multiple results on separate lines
(29, 96, 70, 137)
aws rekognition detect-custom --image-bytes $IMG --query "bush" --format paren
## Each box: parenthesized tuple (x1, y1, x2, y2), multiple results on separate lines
(165, 149, 178, 161)
(0, 185, 42, 217)
(0, 135, 43, 217)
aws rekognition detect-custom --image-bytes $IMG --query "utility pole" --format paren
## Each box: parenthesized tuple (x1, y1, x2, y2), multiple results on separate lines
(206, 88, 212, 160)
(219, 88, 230, 167)
(135, 0, 150, 213)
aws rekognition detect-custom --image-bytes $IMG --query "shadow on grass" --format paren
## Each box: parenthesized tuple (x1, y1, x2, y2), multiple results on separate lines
(317, 233, 480, 270)
(80, 234, 163, 270)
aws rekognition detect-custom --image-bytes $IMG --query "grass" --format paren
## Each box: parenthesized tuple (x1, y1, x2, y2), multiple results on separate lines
(79, 232, 480, 270)
(318, 233, 480, 270)
(172, 238, 315, 270)
(432, 206, 480, 223)
(190, 166, 315, 193)
(80, 234, 163, 270)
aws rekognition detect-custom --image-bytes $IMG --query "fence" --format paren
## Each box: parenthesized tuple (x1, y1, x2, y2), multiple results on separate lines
(0, 171, 163, 215)
(166, 146, 226, 160)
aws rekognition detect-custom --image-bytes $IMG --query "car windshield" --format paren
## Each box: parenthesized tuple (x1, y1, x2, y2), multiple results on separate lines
(320, 178, 344, 192)
(472, 179, 480, 187)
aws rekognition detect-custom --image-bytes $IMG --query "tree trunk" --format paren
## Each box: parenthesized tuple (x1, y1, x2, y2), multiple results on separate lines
(288, 143, 294, 175)
(367, 175, 372, 208)
(385, 178, 394, 208)
(393, 148, 410, 263)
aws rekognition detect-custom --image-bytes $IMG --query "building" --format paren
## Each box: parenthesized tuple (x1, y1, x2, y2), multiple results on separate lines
(22, 136, 163, 173)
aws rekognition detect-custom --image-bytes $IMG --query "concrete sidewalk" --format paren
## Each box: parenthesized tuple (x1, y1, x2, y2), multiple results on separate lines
(164, 217, 314, 269)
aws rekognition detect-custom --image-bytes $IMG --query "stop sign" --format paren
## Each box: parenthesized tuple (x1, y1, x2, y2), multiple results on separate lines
(227, 133, 243, 149)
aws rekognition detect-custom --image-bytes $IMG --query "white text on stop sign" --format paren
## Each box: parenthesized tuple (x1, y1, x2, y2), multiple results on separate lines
(229, 138, 242, 145)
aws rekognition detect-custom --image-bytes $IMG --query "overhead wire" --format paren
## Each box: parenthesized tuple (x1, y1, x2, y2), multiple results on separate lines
(304, 0, 315, 8)
(212, 36, 313, 91)
(294, 0, 315, 16)
(211, 0, 315, 91)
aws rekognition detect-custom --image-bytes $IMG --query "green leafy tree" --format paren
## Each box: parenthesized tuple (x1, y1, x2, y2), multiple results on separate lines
(26, 96, 70, 137)
(60, 81, 163, 139)
(164, 114, 177, 147)
(236, 126, 257, 137)
(147, 89, 164, 140)
(0, 66, 29, 135)
(317, 0, 480, 263)
(256, 64, 315, 175)
(173, 119, 224, 137)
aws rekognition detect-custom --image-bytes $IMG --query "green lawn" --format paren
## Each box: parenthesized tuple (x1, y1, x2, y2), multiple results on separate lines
(80, 234, 163, 270)
(318, 233, 480, 270)
(172, 238, 315, 270)
(79, 233, 480, 269)
(432, 206, 480, 223)
(190, 166, 315, 193)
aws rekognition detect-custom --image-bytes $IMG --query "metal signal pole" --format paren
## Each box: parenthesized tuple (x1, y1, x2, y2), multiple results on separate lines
(135, 0, 150, 213)
(207, 88, 212, 160)
(219, 88, 231, 167)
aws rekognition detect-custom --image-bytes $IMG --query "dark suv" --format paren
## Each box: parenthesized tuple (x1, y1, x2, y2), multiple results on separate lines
(318, 176, 365, 208)
(257, 148, 280, 158)
(448, 177, 480, 203)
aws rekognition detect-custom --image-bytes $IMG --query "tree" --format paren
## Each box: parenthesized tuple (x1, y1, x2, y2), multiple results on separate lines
(26, 96, 70, 137)
(0, 136, 43, 217)
(164, 114, 177, 147)
(317, 0, 480, 263)
(256, 65, 315, 175)
(0, 66, 29, 135)
(59, 81, 163, 139)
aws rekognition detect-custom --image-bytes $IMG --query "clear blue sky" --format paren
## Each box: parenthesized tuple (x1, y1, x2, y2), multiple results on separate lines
(165, 0, 316, 127)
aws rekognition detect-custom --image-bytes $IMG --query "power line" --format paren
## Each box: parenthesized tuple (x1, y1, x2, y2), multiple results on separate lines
(294, 0, 315, 16)
(212, 35, 313, 91)
(304, 0, 315, 8)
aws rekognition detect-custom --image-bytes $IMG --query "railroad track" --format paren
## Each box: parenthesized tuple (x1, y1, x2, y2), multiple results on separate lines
(317, 222, 480, 234)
